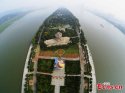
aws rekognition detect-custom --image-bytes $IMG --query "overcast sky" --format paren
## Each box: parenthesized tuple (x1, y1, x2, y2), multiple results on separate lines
(0, 0, 125, 21)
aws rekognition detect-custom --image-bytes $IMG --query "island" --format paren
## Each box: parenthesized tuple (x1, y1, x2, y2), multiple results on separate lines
(21, 8, 96, 93)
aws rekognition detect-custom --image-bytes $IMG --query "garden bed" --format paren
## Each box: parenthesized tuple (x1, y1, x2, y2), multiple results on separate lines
(37, 59, 54, 73)
(60, 76, 80, 93)
(39, 44, 79, 58)
(65, 60, 81, 75)
(28, 59, 34, 72)
(24, 74, 33, 93)
(36, 74, 54, 93)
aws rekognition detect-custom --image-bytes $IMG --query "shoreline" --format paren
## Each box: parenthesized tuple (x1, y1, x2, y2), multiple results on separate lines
(21, 44, 32, 93)
(86, 44, 97, 93)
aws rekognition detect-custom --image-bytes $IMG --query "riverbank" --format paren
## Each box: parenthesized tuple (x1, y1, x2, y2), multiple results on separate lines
(21, 44, 32, 93)
(86, 44, 96, 93)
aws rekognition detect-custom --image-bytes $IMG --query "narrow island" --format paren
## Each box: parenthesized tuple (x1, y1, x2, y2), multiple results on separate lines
(21, 8, 96, 93)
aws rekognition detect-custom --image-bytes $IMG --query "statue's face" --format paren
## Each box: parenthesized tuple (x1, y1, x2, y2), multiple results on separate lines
(58, 60, 64, 64)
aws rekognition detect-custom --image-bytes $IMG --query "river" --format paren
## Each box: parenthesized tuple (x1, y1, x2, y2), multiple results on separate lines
(0, 8, 125, 93)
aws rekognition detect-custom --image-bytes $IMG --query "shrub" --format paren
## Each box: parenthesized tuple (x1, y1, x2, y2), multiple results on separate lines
(65, 60, 81, 75)
(60, 76, 80, 93)
(37, 59, 54, 73)
(36, 74, 54, 93)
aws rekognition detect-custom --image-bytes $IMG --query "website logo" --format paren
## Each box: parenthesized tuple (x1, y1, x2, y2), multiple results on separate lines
(97, 82, 123, 90)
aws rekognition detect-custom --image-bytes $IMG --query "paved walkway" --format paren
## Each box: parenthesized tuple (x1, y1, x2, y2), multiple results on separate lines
(51, 68, 65, 93)
(67, 74, 81, 76)
(32, 45, 40, 93)
(55, 86, 60, 93)
(28, 71, 81, 77)
(85, 45, 96, 93)
(38, 56, 80, 61)
(28, 72, 51, 75)
(21, 44, 32, 93)
(78, 42, 86, 93)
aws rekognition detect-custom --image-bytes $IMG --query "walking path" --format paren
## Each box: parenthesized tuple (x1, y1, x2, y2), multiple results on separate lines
(55, 86, 60, 93)
(38, 56, 80, 61)
(28, 72, 52, 75)
(21, 44, 32, 93)
(76, 26, 85, 93)
(85, 44, 96, 93)
(51, 68, 65, 93)
(29, 71, 81, 77)
(32, 45, 40, 93)
(66, 74, 81, 76)
(78, 42, 86, 93)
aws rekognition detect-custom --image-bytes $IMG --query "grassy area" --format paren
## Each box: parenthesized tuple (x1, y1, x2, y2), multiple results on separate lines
(36, 74, 54, 93)
(40, 44, 79, 58)
(37, 59, 54, 73)
(0, 15, 24, 33)
(65, 60, 81, 75)
(64, 44, 79, 54)
(60, 76, 80, 93)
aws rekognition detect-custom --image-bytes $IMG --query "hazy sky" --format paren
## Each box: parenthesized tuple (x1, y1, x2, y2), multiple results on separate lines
(0, 0, 125, 21)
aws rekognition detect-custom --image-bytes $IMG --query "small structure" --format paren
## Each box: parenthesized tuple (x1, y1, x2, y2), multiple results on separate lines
(44, 32, 70, 47)
(55, 32, 62, 41)
(29, 80, 34, 86)
(51, 57, 65, 93)
(64, 24, 71, 29)
(58, 24, 71, 32)
(54, 57, 65, 69)
(57, 59, 65, 69)
(57, 49, 65, 57)
(59, 27, 65, 32)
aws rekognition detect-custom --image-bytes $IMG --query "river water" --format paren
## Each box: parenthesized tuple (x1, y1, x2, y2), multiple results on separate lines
(0, 8, 125, 93)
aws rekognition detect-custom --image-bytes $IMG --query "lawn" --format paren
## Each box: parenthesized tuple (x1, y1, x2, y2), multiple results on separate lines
(0, 16, 23, 33)
(64, 44, 79, 54)
(39, 44, 79, 58)
(63, 44, 79, 58)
